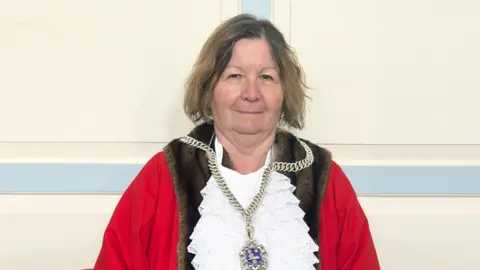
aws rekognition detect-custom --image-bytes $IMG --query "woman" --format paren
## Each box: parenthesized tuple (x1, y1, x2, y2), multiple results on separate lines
(93, 14, 380, 270)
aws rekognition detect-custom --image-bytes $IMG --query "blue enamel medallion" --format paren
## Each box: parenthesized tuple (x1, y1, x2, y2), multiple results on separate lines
(245, 248, 263, 264)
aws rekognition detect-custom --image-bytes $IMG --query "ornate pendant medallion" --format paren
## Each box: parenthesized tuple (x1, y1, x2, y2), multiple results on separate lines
(239, 240, 268, 270)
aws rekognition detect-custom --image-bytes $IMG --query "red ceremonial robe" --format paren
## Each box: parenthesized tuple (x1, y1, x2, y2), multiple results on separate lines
(93, 123, 380, 270)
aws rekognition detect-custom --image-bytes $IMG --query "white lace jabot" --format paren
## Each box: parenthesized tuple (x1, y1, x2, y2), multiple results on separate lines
(187, 138, 319, 269)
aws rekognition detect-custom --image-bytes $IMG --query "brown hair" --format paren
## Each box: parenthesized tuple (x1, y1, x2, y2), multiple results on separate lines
(183, 13, 308, 130)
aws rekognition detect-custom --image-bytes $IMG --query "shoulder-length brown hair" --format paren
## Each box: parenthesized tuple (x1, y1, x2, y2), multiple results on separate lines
(183, 13, 308, 130)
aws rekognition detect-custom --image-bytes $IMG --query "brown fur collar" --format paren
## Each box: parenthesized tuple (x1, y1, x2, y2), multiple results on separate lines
(163, 122, 332, 270)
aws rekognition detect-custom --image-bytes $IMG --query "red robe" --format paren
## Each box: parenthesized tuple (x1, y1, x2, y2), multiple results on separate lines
(93, 125, 380, 270)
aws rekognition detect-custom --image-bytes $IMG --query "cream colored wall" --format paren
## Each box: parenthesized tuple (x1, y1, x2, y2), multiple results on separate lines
(271, 0, 480, 166)
(286, 0, 480, 145)
(0, 0, 241, 163)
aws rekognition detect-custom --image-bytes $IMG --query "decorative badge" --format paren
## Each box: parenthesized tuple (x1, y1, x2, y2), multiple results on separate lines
(239, 240, 268, 270)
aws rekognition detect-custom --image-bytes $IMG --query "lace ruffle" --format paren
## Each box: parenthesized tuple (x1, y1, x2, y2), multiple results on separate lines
(188, 169, 319, 270)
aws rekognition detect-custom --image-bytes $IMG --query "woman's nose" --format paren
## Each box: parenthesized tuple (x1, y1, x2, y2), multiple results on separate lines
(241, 78, 261, 101)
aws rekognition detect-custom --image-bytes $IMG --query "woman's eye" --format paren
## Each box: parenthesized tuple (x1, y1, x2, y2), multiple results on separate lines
(261, 74, 273, 80)
(228, 74, 242, 79)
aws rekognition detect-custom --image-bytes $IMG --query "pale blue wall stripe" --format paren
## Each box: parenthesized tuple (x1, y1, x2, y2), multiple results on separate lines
(242, 0, 271, 19)
(1, 163, 480, 194)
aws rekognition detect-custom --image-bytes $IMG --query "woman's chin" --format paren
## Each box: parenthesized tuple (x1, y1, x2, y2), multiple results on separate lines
(233, 123, 266, 135)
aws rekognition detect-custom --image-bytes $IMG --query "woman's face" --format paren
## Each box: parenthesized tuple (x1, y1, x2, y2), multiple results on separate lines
(211, 39, 283, 136)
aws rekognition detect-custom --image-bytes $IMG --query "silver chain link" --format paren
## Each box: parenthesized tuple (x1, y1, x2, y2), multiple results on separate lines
(179, 135, 314, 223)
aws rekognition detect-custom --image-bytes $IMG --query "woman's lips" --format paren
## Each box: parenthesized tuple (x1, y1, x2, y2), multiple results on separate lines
(236, 111, 262, 114)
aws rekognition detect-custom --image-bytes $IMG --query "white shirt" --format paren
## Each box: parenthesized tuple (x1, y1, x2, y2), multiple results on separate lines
(187, 138, 318, 269)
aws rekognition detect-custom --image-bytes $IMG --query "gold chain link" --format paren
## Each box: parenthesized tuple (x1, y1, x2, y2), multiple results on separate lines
(179, 135, 314, 224)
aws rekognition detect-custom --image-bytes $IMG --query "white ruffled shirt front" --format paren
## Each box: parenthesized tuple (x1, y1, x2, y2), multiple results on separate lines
(187, 138, 319, 269)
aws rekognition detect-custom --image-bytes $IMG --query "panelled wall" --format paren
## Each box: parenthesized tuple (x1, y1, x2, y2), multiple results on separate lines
(1, 0, 479, 269)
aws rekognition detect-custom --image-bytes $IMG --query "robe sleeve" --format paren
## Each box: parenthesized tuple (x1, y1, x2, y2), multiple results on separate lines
(328, 161, 381, 270)
(93, 152, 163, 270)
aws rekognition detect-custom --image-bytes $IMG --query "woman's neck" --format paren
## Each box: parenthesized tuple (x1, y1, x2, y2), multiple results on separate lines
(215, 128, 275, 174)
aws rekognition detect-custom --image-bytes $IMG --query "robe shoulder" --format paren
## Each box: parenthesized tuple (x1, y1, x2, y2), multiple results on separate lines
(93, 151, 178, 270)
(319, 161, 381, 270)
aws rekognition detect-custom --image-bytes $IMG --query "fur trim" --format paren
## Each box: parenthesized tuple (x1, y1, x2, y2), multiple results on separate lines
(163, 122, 332, 270)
